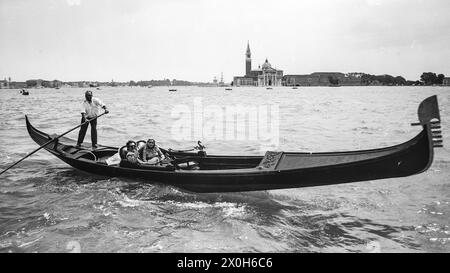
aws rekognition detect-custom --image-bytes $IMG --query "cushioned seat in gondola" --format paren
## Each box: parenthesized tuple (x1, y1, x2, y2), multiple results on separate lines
(119, 146, 128, 159)
(136, 140, 146, 150)
(70, 150, 97, 161)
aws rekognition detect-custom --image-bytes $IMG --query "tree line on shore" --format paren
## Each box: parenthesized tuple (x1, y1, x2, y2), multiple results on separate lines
(360, 74, 409, 85)
(359, 72, 446, 86)
(419, 73, 446, 85)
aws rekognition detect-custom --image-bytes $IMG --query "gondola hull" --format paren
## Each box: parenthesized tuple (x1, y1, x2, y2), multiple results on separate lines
(25, 96, 442, 193)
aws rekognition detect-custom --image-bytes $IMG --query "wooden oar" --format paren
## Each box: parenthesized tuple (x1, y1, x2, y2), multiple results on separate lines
(0, 112, 108, 176)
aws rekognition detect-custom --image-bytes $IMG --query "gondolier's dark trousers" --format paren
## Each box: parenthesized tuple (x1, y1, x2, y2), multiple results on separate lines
(77, 117, 97, 146)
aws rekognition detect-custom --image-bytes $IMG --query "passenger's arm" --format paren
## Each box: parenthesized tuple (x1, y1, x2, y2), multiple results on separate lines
(140, 148, 147, 162)
(157, 147, 165, 159)
(137, 158, 145, 164)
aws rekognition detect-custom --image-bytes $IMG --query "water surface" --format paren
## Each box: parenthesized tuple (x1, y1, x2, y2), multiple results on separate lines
(0, 86, 449, 252)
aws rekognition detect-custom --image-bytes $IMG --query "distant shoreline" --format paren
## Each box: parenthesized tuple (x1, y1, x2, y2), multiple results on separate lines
(2, 72, 448, 89)
(2, 85, 449, 90)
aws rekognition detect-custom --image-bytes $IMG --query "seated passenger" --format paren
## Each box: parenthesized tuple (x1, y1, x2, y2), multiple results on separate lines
(124, 140, 143, 165)
(139, 139, 165, 165)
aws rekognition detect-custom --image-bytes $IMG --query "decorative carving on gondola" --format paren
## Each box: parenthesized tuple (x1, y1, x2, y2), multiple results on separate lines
(259, 151, 283, 169)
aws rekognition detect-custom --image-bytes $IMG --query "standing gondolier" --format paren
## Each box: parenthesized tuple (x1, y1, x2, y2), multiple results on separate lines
(76, 90, 109, 149)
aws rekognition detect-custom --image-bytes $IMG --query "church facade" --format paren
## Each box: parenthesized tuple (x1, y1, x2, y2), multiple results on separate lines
(233, 42, 283, 87)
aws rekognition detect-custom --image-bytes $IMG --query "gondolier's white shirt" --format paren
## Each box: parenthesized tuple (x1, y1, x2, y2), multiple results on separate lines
(82, 98, 105, 118)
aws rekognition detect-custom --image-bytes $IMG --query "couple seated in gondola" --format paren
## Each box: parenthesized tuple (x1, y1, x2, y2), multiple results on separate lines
(120, 138, 169, 167)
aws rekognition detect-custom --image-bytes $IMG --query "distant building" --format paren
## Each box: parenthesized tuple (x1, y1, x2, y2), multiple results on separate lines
(10, 82, 27, 89)
(0, 77, 13, 88)
(219, 72, 225, 86)
(0, 78, 8, 89)
(232, 42, 365, 87)
(233, 42, 283, 87)
(36, 79, 43, 88)
(443, 77, 450, 86)
(1, 77, 27, 89)
(283, 74, 317, 86)
(283, 72, 362, 86)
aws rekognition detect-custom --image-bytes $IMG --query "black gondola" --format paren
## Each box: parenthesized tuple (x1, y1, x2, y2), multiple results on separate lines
(25, 95, 443, 193)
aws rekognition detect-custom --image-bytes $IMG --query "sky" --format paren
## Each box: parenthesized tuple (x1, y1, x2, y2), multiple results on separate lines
(1, 0, 450, 82)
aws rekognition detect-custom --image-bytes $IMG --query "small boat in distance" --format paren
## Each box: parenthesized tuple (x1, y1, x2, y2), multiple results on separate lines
(20, 89, 29, 95)
(24, 95, 443, 193)
(292, 86, 298, 89)
(225, 88, 232, 91)
(169, 89, 177, 92)
(266, 87, 273, 90)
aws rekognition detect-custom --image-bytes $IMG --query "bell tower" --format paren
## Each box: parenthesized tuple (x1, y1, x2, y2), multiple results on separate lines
(245, 41, 251, 76)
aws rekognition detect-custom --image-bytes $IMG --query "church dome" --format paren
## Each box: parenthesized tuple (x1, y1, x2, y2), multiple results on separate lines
(261, 59, 272, 69)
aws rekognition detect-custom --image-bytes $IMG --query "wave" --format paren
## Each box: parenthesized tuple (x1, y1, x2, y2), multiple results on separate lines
(99, 125, 128, 134)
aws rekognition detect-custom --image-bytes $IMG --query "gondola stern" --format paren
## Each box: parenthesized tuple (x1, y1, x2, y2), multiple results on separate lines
(25, 115, 36, 135)
(25, 114, 34, 136)
(25, 115, 52, 146)
(25, 114, 30, 128)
